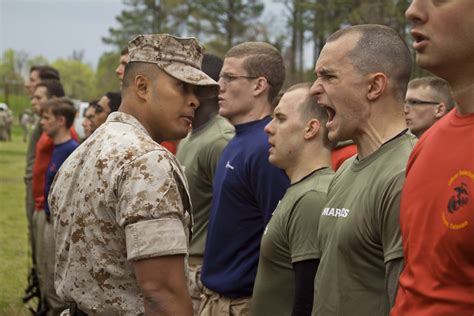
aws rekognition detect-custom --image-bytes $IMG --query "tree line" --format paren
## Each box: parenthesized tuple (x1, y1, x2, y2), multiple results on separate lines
(1, 0, 428, 105)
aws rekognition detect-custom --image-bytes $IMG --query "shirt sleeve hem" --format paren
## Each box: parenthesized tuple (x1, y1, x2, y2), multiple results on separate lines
(125, 217, 187, 261)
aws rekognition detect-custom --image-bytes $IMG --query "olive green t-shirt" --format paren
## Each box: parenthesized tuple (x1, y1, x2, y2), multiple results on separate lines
(251, 167, 334, 316)
(312, 132, 416, 316)
(176, 115, 234, 256)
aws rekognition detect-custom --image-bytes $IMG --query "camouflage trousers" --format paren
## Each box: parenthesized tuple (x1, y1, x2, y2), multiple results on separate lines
(187, 262, 204, 315)
(198, 287, 251, 316)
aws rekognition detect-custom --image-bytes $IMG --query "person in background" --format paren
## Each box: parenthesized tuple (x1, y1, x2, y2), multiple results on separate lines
(251, 83, 334, 316)
(81, 100, 98, 140)
(392, 1, 474, 314)
(176, 53, 235, 314)
(89, 92, 121, 133)
(40, 97, 79, 315)
(404, 76, 455, 138)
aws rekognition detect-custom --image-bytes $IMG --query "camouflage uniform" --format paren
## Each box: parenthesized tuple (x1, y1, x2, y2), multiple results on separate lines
(50, 112, 192, 315)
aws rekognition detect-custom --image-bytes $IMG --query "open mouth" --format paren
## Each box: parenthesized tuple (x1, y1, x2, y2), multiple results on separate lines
(411, 31, 429, 49)
(326, 107, 336, 124)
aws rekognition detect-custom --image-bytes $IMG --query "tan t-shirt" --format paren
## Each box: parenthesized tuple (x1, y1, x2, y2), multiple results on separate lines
(176, 115, 234, 257)
(50, 112, 191, 315)
(251, 167, 334, 316)
(313, 132, 416, 315)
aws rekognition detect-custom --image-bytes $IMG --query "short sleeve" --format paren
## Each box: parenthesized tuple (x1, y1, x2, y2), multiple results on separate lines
(379, 172, 405, 263)
(117, 150, 188, 260)
(288, 191, 327, 263)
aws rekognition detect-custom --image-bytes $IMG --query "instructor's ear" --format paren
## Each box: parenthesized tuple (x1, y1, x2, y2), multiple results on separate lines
(134, 75, 149, 101)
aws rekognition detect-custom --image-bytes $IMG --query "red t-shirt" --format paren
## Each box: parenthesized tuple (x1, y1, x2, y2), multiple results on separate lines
(331, 143, 357, 171)
(160, 141, 178, 155)
(32, 127, 79, 211)
(392, 110, 474, 315)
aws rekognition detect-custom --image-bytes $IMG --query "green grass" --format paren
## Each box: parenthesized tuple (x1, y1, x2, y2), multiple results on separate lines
(0, 124, 34, 315)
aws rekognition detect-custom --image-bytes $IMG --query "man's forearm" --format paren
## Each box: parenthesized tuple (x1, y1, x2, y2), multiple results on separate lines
(385, 257, 404, 307)
(143, 288, 193, 316)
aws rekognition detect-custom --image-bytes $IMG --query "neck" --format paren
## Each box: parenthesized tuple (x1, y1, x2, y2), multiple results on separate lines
(451, 79, 474, 115)
(354, 100, 407, 160)
(53, 128, 72, 145)
(192, 104, 218, 131)
(230, 99, 272, 125)
(286, 146, 332, 184)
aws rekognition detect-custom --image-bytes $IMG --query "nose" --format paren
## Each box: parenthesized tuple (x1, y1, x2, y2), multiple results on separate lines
(264, 119, 274, 135)
(218, 77, 226, 92)
(189, 91, 200, 110)
(310, 79, 323, 98)
(405, 0, 425, 24)
(404, 104, 410, 114)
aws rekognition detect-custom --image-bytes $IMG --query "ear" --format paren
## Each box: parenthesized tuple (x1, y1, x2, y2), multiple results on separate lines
(434, 103, 447, 119)
(253, 77, 269, 98)
(304, 118, 321, 140)
(134, 74, 150, 101)
(57, 115, 67, 127)
(367, 73, 387, 101)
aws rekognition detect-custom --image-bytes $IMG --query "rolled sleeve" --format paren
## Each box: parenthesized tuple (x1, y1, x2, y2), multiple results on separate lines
(126, 217, 187, 261)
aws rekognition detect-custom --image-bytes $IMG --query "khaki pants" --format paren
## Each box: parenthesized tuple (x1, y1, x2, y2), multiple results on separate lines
(198, 287, 251, 316)
(25, 177, 36, 262)
(188, 260, 204, 315)
(43, 220, 67, 315)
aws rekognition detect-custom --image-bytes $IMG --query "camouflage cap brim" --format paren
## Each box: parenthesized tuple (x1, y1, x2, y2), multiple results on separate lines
(156, 62, 219, 98)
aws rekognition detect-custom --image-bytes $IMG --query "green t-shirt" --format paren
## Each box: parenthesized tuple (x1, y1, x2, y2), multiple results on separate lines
(176, 115, 234, 256)
(312, 132, 417, 316)
(251, 167, 334, 316)
(25, 118, 41, 179)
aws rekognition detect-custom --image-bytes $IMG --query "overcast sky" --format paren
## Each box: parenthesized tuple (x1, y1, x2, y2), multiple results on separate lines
(1, 0, 285, 70)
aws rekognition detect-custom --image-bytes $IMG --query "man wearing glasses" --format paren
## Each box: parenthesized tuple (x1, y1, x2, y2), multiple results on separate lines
(200, 42, 289, 316)
(89, 92, 121, 133)
(404, 76, 455, 138)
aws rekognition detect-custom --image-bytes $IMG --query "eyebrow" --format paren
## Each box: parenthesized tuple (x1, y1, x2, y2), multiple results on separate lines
(315, 67, 335, 77)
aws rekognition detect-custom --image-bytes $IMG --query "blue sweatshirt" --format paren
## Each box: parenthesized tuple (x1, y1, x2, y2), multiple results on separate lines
(44, 138, 79, 216)
(201, 116, 290, 298)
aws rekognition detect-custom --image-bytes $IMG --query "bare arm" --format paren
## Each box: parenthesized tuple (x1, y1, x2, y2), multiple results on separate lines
(385, 257, 404, 308)
(134, 254, 193, 316)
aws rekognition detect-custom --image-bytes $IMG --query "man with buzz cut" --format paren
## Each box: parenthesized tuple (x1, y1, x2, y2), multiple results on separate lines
(251, 83, 334, 316)
(49, 34, 219, 315)
(199, 42, 289, 316)
(404, 76, 455, 138)
(392, 1, 474, 315)
(310, 24, 416, 315)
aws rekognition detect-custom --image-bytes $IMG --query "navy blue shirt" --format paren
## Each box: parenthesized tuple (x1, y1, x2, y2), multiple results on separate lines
(201, 116, 290, 297)
(44, 139, 79, 216)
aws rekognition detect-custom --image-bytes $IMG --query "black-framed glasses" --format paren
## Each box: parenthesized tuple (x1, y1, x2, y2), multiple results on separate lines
(405, 99, 440, 107)
(219, 74, 259, 84)
(92, 103, 109, 114)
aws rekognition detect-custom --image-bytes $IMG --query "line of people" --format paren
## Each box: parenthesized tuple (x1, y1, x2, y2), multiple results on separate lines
(22, 0, 473, 314)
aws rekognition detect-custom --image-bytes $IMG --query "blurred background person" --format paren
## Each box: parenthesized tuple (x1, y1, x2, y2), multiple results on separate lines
(404, 76, 455, 138)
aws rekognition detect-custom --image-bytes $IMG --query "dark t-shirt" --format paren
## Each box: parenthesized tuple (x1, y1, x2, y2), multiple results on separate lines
(44, 138, 79, 215)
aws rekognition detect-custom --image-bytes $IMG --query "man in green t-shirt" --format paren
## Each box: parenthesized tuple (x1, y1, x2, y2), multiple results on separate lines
(176, 54, 235, 314)
(251, 83, 334, 316)
(309, 25, 417, 315)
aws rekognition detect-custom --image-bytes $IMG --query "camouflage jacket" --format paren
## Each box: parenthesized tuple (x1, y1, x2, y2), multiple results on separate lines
(50, 112, 191, 315)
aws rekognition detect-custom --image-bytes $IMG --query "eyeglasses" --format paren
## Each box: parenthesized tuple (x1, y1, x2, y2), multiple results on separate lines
(219, 74, 259, 84)
(92, 103, 109, 114)
(405, 99, 440, 107)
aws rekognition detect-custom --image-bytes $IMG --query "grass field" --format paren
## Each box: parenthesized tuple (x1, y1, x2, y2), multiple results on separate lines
(0, 125, 35, 315)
